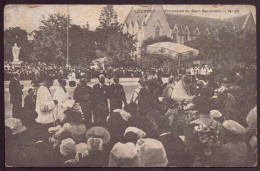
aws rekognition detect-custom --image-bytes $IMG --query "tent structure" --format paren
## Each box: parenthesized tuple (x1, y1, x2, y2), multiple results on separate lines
(146, 42, 199, 61)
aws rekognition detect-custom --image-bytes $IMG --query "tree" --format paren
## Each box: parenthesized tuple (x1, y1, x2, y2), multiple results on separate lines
(31, 14, 96, 66)
(31, 14, 68, 65)
(69, 23, 96, 67)
(185, 28, 256, 68)
(4, 27, 33, 62)
(95, 5, 136, 67)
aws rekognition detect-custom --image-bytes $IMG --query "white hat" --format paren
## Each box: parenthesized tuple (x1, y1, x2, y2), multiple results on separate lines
(246, 106, 257, 130)
(59, 138, 76, 156)
(5, 118, 27, 135)
(210, 110, 222, 119)
(124, 127, 146, 139)
(223, 120, 246, 135)
(76, 143, 89, 158)
(137, 138, 168, 167)
(108, 142, 140, 167)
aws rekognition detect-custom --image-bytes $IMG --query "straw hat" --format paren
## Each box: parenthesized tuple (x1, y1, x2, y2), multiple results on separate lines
(76, 143, 89, 158)
(108, 142, 140, 167)
(124, 127, 146, 139)
(59, 138, 76, 156)
(246, 106, 257, 130)
(223, 120, 246, 135)
(210, 110, 222, 119)
(137, 138, 168, 167)
(5, 118, 27, 135)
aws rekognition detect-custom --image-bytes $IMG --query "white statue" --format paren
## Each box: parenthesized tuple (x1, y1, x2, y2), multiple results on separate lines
(12, 43, 21, 62)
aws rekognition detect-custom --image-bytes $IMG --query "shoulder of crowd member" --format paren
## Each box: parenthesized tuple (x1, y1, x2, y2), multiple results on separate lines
(93, 84, 99, 89)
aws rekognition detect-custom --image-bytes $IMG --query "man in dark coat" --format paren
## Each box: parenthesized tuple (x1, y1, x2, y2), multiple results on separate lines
(24, 88, 36, 111)
(22, 88, 37, 128)
(93, 74, 109, 125)
(73, 74, 93, 126)
(9, 74, 23, 119)
(108, 77, 127, 113)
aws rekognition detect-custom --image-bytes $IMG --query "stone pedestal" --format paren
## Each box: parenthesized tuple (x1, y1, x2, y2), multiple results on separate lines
(12, 60, 22, 69)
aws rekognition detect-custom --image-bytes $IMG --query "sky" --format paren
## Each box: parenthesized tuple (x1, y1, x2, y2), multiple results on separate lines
(4, 5, 256, 33)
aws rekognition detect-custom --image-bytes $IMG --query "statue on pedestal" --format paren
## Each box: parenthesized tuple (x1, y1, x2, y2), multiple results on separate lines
(12, 43, 21, 62)
(12, 43, 22, 69)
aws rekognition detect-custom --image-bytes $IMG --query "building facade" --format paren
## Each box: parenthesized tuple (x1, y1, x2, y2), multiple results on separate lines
(122, 5, 256, 62)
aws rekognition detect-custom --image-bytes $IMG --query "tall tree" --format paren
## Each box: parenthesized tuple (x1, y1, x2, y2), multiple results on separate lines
(185, 28, 256, 68)
(69, 23, 96, 67)
(95, 5, 136, 67)
(4, 27, 33, 62)
(31, 14, 96, 66)
(31, 14, 68, 65)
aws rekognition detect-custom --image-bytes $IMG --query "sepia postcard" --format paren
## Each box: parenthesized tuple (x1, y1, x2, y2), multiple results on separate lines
(4, 4, 257, 167)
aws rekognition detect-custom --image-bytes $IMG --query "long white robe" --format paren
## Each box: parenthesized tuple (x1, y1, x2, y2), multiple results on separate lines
(53, 86, 69, 122)
(171, 79, 193, 104)
(36, 85, 56, 124)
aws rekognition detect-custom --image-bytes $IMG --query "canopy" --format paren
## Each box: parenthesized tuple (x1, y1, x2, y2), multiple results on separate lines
(92, 58, 105, 63)
(92, 57, 109, 63)
(146, 42, 199, 61)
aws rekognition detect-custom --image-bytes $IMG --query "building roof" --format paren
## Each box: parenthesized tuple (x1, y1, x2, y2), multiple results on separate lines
(165, 13, 225, 31)
(123, 5, 255, 34)
(223, 14, 251, 31)
(124, 6, 153, 28)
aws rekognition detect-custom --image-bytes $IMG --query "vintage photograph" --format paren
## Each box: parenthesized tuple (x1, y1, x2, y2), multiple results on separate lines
(4, 4, 257, 167)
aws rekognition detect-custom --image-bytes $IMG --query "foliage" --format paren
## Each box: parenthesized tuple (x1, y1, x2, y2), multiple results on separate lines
(31, 14, 68, 65)
(4, 27, 33, 62)
(185, 29, 256, 68)
(69, 24, 96, 67)
(95, 5, 136, 68)
(31, 14, 96, 66)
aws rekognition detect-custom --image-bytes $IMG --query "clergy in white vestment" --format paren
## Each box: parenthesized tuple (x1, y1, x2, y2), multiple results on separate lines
(170, 75, 193, 104)
(53, 78, 69, 122)
(35, 77, 56, 124)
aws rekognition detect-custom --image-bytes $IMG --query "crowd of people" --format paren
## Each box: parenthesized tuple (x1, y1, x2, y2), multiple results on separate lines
(5, 63, 257, 167)
(4, 61, 215, 81)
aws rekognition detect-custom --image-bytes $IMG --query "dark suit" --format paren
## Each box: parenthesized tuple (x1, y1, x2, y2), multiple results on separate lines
(108, 83, 126, 113)
(74, 84, 93, 126)
(93, 83, 109, 125)
(9, 77, 23, 119)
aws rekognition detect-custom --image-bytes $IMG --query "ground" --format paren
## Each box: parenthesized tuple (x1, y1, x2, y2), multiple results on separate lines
(4, 77, 169, 119)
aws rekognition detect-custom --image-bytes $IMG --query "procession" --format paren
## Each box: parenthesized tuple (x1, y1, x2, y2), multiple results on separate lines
(4, 5, 257, 167)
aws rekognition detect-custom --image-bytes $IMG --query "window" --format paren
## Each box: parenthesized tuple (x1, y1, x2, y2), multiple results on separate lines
(155, 26, 160, 38)
(171, 33, 178, 43)
(184, 33, 188, 42)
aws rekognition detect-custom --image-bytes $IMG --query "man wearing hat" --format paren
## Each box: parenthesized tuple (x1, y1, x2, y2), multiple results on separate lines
(108, 75, 127, 113)
(93, 74, 109, 125)
(5, 118, 43, 166)
(73, 73, 93, 126)
(214, 120, 248, 167)
(9, 73, 23, 119)
(185, 95, 222, 166)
